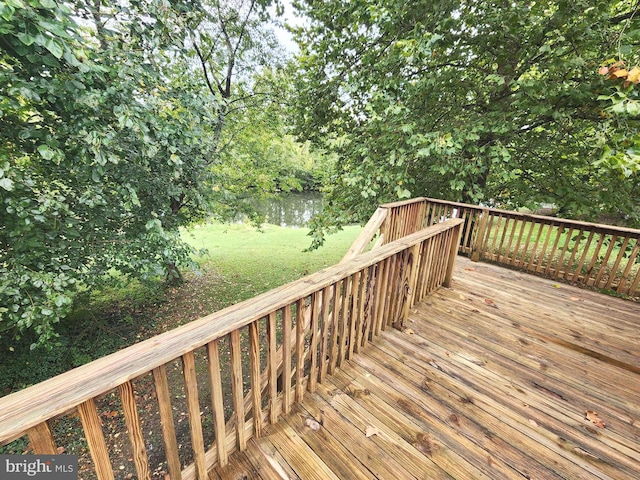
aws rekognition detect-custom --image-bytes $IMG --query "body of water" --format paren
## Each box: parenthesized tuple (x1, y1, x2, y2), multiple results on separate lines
(252, 192, 323, 228)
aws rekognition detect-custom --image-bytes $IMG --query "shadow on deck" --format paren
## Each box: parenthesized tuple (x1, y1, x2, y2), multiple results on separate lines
(213, 257, 640, 480)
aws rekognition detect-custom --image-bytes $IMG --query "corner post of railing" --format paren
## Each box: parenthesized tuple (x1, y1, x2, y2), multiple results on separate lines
(445, 220, 464, 287)
(404, 243, 422, 319)
(471, 207, 490, 262)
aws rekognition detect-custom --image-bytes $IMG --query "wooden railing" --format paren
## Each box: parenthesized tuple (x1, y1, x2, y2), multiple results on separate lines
(0, 219, 463, 480)
(354, 197, 640, 298)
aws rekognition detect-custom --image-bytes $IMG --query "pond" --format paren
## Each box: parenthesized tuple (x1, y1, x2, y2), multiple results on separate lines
(251, 191, 324, 228)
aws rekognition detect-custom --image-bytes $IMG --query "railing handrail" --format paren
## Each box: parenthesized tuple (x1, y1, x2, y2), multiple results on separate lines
(422, 197, 640, 237)
(0, 219, 463, 445)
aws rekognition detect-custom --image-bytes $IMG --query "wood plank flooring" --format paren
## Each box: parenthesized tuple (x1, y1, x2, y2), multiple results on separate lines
(211, 257, 640, 479)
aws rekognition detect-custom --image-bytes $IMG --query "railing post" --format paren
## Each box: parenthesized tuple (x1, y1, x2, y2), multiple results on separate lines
(471, 208, 490, 262)
(445, 222, 464, 287)
(404, 243, 421, 316)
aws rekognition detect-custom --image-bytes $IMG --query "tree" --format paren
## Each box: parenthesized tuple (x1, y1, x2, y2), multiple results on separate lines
(0, 0, 219, 347)
(292, 0, 640, 245)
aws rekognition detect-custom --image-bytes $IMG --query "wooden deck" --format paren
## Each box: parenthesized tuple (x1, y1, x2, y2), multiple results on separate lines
(210, 257, 640, 480)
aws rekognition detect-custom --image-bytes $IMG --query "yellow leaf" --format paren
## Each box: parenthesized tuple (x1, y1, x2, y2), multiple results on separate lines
(627, 67, 640, 83)
(585, 410, 606, 428)
(613, 69, 628, 78)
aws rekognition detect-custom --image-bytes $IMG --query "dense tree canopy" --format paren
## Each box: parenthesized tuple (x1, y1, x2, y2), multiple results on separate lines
(292, 0, 640, 245)
(0, 0, 307, 347)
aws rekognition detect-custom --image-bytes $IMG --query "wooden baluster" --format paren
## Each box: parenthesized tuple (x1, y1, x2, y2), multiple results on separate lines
(526, 220, 545, 271)
(502, 217, 520, 264)
(119, 381, 150, 480)
(229, 330, 246, 451)
(535, 222, 554, 272)
(327, 284, 341, 375)
(78, 399, 115, 480)
(308, 292, 320, 393)
(544, 223, 565, 275)
(618, 242, 639, 294)
(295, 299, 305, 403)
(518, 219, 536, 268)
(428, 235, 439, 294)
(605, 236, 630, 290)
(553, 226, 575, 278)
(153, 365, 182, 478)
(282, 305, 293, 415)
(445, 222, 463, 287)
(402, 245, 420, 325)
(361, 266, 375, 346)
(182, 352, 207, 480)
(438, 230, 451, 285)
(347, 271, 361, 358)
(585, 232, 606, 286)
(372, 258, 389, 337)
(471, 209, 489, 262)
(385, 253, 400, 329)
(484, 213, 500, 260)
(27, 422, 57, 454)
(248, 321, 263, 438)
(572, 230, 595, 283)
(594, 234, 618, 288)
(318, 285, 332, 383)
(628, 251, 640, 296)
(510, 218, 528, 266)
(206, 340, 227, 467)
(354, 268, 368, 353)
(564, 229, 585, 280)
(337, 277, 351, 365)
(495, 215, 511, 262)
(267, 312, 278, 424)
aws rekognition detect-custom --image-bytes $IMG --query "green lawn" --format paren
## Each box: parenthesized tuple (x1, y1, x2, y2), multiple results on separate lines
(0, 222, 362, 395)
(184, 222, 362, 304)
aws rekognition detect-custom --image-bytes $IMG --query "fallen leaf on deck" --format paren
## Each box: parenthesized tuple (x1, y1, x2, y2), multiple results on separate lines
(552, 284, 561, 289)
(528, 419, 538, 427)
(305, 418, 321, 431)
(459, 294, 466, 300)
(465, 268, 474, 271)
(404, 328, 415, 335)
(570, 296, 581, 301)
(585, 410, 606, 428)
(365, 426, 380, 438)
(484, 299, 497, 308)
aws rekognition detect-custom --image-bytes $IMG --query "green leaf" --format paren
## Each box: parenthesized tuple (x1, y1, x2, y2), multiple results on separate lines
(37, 144, 55, 160)
(44, 38, 63, 59)
(0, 178, 14, 191)
(17, 33, 35, 46)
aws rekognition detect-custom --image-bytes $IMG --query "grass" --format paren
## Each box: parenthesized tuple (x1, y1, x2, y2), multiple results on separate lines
(184, 222, 362, 304)
(0, 222, 362, 396)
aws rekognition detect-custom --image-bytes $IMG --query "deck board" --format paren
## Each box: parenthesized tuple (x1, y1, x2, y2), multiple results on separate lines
(213, 257, 640, 479)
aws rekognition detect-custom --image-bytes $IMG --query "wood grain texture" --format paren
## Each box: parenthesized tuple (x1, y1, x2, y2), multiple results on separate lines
(229, 330, 246, 452)
(152, 365, 182, 479)
(118, 381, 150, 480)
(78, 399, 114, 480)
(213, 257, 639, 480)
(249, 320, 263, 438)
(182, 352, 207, 480)
(206, 340, 228, 468)
(27, 422, 56, 454)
